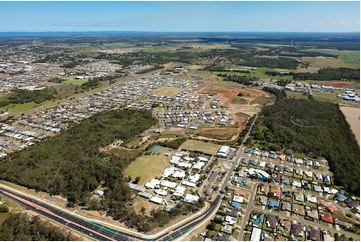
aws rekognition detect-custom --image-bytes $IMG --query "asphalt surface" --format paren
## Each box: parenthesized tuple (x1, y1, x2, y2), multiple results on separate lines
(0, 189, 136, 241)
(0, 185, 223, 241)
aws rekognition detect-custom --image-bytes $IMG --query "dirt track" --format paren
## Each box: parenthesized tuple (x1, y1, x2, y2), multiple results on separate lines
(340, 106, 360, 144)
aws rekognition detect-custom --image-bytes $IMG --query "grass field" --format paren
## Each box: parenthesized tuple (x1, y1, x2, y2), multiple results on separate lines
(109, 147, 142, 159)
(124, 150, 171, 185)
(232, 96, 249, 104)
(313, 92, 342, 104)
(0, 101, 49, 114)
(63, 79, 88, 86)
(151, 86, 182, 96)
(304, 49, 360, 68)
(301, 57, 348, 69)
(180, 139, 221, 155)
(196, 128, 238, 140)
(250, 96, 273, 105)
(187, 65, 204, 70)
(132, 195, 160, 216)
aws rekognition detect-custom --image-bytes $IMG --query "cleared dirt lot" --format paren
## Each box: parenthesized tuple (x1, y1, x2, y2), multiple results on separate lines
(340, 106, 360, 144)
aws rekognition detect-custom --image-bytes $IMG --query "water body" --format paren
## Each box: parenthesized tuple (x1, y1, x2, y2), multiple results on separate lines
(340, 106, 360, 144)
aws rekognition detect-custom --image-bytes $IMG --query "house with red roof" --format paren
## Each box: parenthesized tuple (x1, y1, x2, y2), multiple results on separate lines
(270, 187, 281, 198)
(318, 198, 326, 207)
(327, 204, 337, 213)
(321, 213, 333, 224)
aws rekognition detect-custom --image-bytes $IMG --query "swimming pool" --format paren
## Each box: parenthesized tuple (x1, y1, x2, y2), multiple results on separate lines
(151, 145, 162, 152)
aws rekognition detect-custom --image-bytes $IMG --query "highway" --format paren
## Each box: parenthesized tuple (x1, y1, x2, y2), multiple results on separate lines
(0, 189, 137, 241)
(0, 184, 224, 241)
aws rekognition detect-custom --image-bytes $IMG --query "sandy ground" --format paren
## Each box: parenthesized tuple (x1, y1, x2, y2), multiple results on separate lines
(340, 106, 360, 144)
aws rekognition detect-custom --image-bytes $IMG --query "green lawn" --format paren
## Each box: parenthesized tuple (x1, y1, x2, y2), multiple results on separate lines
(124, 153, 171, 185)
(63, 79, 87, 86)
(1, 101, 49, 114)
(180, 139, 221, 155)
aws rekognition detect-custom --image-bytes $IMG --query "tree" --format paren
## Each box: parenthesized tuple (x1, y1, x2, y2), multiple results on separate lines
(134, 176, 141, 184)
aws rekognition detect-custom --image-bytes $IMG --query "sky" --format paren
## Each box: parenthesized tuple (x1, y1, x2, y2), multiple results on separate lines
(0, 1, 359, 32)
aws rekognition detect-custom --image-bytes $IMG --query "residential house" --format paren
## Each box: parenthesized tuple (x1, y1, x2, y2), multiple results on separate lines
(327, 204, 337, 213)
(337, 193, 347, 202)
(293, 204, 305, 216)
(281, 201, 292, 212)
(226, 210, 238, 219)
(225, 215, 237, 225)
(270, 187, 282, 198)
(281, 177, 290, 185)
(292, 180, 301, 188)
(266, 215, 278, 230)
(233, 195, 244, 204)
(291, 224, 304, 237)
(279, 219, 291, 233)
(250, 227, 262, 241)
(216, 233, 230, 241)
(347, 199, 359, 208)
(268, 200, 280, 209)
(242, 178, 251, 186)
(306, 209, 318, 221)
(294, 193, 305, 203)
(321, 213, 333, 224)
(259, 196, 268, 206)
(231, 201, 241, 210)
(308, 228, 321, 241)
(313, 185, 323, 193)
(221, 225, 233, 235)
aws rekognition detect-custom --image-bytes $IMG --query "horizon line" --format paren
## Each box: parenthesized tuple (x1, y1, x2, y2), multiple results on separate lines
(0, 30, 360, 33)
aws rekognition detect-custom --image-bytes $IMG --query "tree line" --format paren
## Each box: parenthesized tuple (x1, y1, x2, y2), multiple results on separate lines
(0, 213, 76, 240)
(0, 88, 57, 107)
(293, 68, 360, 81)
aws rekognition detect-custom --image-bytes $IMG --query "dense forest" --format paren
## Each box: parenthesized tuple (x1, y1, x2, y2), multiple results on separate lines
(157, 137, 187, 149)
(218, 74, 259, 86)
(0, 213, 75, 240)
(0, 109, 205, 232)
(293, 68, 360, 81)
(248, 98, 360, 194)
(0, 109, 157, 206)
(0, 88, 57, 107)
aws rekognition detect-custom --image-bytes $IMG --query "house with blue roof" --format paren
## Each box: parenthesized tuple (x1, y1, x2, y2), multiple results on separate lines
(268, 200, 280, 209)
(231, 201, 241, 210)
(242, 178, 251, 186)
(337, 193, 347, 202)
